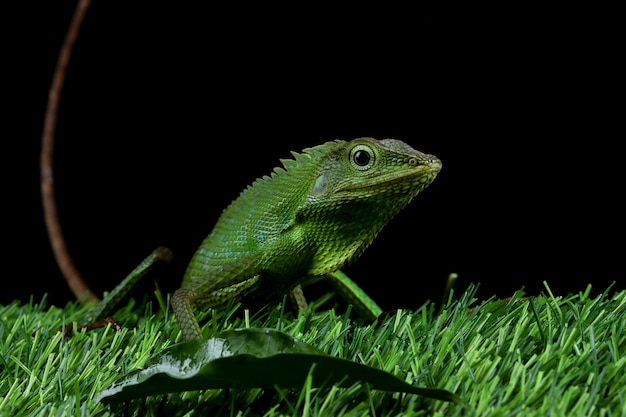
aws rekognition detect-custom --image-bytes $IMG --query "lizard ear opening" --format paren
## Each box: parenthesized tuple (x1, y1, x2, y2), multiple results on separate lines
(349, 144, 376, 171)
(312, 174, 328, 195)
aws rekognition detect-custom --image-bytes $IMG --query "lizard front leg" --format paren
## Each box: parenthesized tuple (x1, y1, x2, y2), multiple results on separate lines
(288, 284, 308, 311)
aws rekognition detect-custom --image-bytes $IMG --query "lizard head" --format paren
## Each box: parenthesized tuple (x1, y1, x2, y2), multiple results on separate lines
(308, 137, 441, 204)
(295, 137, 441, 273)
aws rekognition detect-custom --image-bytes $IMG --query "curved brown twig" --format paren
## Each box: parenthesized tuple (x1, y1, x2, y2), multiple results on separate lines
(41, 0, 99, 303)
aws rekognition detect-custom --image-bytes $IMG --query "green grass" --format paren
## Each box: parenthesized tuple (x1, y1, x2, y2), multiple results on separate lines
(1, 283, 624, 416)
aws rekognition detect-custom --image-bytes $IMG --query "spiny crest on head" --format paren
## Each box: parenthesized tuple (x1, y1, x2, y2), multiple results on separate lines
(274, 139, 345, 176)
(244, 140, 346, 191)
(232, 140, 347, 209)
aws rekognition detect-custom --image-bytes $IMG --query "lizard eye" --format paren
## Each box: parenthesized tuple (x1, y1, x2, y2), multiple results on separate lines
(349, 144, 375, 171)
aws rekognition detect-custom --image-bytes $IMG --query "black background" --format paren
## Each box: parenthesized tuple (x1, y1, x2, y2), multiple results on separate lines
(6, 3, 623, 312)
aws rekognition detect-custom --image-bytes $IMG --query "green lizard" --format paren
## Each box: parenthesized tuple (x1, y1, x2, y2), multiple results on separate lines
(88, 137, 441, 340)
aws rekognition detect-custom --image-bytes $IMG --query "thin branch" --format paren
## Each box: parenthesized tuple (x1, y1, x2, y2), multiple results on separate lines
(41, 0, 98, 304)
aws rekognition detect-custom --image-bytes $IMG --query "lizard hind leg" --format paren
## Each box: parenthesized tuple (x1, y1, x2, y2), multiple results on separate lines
(171, 287, 204, 340)
(171, 275, 261, 340)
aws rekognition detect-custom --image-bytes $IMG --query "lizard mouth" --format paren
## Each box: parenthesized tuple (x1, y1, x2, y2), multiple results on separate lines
(337, 159, 442, 194)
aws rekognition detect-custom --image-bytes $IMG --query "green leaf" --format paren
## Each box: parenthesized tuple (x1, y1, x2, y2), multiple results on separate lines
(95, 328, 459, 404)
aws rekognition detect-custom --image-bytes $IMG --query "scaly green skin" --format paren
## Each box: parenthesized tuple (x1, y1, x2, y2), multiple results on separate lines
(171, 137, 441, 340)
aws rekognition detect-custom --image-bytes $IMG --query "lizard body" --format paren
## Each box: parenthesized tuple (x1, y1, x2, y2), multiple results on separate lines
(171, 137, 441, 340)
